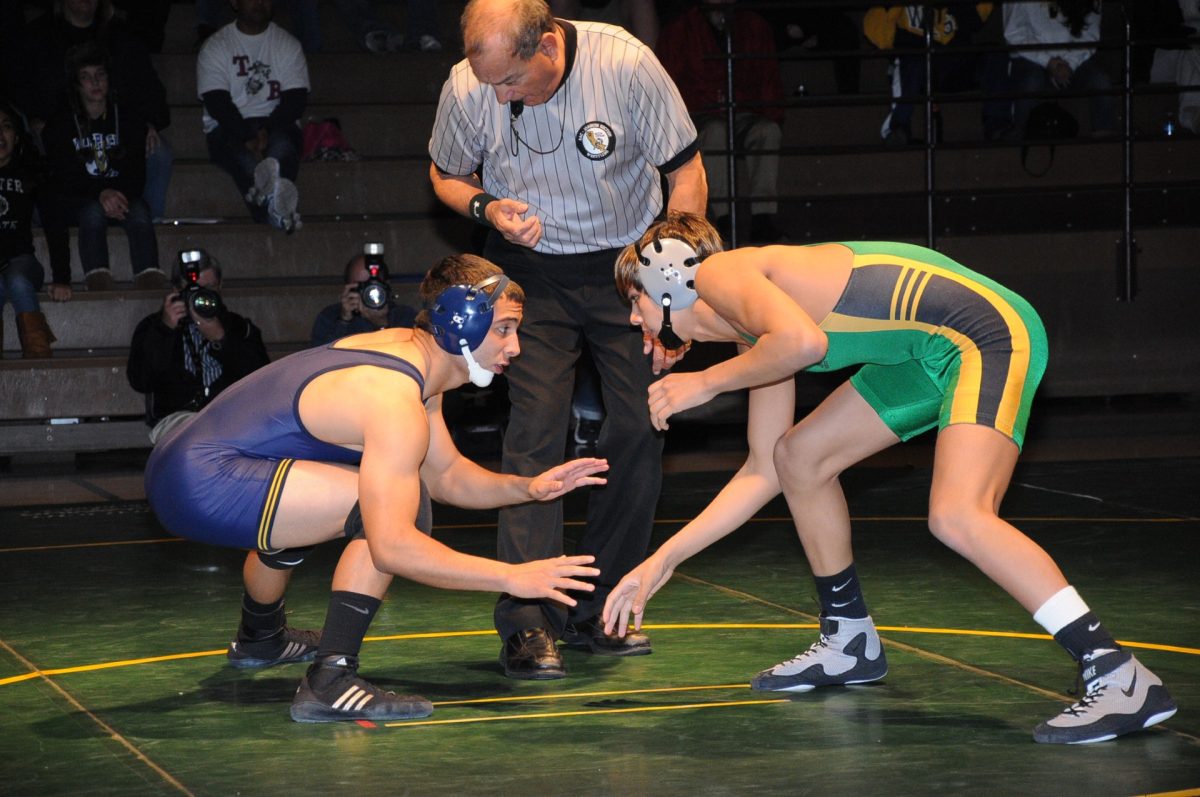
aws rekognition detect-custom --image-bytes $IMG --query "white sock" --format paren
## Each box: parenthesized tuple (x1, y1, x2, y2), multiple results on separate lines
(1032, 585, 1090, 636)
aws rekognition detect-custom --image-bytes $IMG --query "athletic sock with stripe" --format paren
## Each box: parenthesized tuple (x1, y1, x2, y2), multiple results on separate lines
(814, 563, 869, 619)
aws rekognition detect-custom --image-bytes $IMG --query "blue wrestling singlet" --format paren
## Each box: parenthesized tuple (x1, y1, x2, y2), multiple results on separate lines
(145, 344, 425, 551)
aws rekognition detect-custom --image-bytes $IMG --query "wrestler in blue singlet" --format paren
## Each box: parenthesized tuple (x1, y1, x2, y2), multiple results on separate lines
(145, 344, 425, 551)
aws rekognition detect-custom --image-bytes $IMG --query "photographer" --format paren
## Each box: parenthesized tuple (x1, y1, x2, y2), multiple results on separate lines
(127, 249, 269, 442)
(309, 246, 417, 347)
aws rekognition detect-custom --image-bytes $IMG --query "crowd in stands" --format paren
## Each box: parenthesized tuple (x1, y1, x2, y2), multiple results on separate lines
(0, 0, 1195, 389)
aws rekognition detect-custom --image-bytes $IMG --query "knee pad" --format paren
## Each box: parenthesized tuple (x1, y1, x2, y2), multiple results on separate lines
(257, 546, 314, 570)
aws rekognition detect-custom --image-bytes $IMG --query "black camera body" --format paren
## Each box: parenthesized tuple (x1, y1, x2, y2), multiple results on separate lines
(179, 249, 223, 319)
(358, 242, 391, 310)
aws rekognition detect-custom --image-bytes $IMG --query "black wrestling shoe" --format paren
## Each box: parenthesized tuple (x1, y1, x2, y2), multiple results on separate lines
(290, 656, 433, 723)
(226, 627, 320, 669)
(500, 628, 566, 680)
(562, 615, 652, 656)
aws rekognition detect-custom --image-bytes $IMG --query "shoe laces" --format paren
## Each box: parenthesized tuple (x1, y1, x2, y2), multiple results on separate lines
(781, 633, 832, 667)
(1061, 679, 1108, 717)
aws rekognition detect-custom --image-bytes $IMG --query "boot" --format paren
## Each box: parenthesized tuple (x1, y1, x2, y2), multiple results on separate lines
(16, 311, 56, 358)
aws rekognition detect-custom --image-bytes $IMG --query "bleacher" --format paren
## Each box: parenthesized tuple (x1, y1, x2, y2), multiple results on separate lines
(1, 0, 1197, 457)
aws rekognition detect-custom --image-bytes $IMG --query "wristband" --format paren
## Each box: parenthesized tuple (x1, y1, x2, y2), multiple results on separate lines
(468, 192, 498, 228)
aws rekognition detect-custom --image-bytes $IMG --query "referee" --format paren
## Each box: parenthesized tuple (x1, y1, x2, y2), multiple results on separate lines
(429, 0, 706, 679)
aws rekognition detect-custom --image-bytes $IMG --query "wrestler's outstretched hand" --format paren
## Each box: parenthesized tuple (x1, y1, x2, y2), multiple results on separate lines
(529, 458, 608, 501)
(507, 555, 600, 607)
(602, 551, 675, 636)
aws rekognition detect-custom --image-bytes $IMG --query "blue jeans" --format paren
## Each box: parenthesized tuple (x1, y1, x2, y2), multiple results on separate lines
(1010, 55, 1117, 135)
(206, 121, 302, 225)
(144, 133, 175, 220)
(891, 50, 1012, 138)
(59, 196, 159, 276)
(0, 254, 44, 313)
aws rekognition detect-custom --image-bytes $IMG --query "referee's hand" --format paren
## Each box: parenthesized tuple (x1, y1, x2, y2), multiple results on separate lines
(492, 198, 543, 249)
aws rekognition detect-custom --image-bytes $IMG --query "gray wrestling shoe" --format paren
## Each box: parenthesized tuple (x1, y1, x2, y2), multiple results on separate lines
(267, 177, 301, 233)
(751, 615, 887, 692)
(227, 626, 320, 669)
(1034, 650, 1177, 744)
(290, 656, 433, 723)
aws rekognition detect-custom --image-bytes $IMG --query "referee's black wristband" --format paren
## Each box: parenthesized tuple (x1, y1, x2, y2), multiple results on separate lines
(468, 192, 498, 228)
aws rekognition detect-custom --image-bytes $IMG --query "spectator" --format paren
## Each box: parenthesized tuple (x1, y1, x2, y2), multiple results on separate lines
(1004, 0, 1117, 138)
(657, 0, 786, 243)
(41, 42, 164, 292)
(1140, 0, 1200, 135)
(198, 0, 308, 233)
(0, 101, 56, 358)
(864, 3, 1012, 145)
(310, 248, 417, 347)
(21, 0, 173, 220)
(429, 0, 705, 680)
(548, 0, 658, 47)
(127, 248, 269, 443)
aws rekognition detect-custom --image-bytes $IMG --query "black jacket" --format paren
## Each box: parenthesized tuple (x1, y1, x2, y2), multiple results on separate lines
(126, 308, 269, 426)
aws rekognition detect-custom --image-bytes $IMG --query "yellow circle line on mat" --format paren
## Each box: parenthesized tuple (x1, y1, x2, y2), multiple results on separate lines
(383, 698, 791, 728)
(2, 624, 1195, 688)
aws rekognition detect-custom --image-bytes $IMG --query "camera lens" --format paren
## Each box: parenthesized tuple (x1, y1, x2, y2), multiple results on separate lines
(190, 288, 222, 319)
(360, 281, 389, 310)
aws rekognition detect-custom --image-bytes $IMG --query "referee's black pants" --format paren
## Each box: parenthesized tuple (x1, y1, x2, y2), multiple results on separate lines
(486, 239, 664, 641)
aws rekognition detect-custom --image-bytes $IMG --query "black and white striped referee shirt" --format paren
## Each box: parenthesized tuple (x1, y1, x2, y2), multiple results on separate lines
(429, 20, 698, 256)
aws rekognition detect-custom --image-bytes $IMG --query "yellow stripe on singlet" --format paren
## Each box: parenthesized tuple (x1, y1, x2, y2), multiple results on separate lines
(257, 459, 295, 551)
(849, 253, 1032, 437)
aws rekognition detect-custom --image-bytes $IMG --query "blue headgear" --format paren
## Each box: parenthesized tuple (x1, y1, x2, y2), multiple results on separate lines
(634, 237, 700, 349)
(430, 274, 510, 387)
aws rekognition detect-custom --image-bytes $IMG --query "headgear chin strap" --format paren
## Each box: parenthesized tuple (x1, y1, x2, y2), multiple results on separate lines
(635, 237, 701, 349)
(430, 274, 510, 388)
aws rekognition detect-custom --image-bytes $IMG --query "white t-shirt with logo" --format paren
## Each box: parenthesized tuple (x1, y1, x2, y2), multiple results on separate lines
(196, 22, 310, 134)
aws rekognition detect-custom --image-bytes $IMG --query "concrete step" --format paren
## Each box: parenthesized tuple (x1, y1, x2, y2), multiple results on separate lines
(168, 103, 438, 159)
(1, 282, 423, 354)
(31, 217, 475, 285)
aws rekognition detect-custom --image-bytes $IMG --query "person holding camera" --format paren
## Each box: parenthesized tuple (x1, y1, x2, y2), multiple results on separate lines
(127, 248, 269, 443)
(309, 245, 417, 347)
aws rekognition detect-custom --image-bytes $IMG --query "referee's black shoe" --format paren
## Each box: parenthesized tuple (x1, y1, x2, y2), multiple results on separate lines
(563, 615, 652, 656)
(500, 628, 566, 680)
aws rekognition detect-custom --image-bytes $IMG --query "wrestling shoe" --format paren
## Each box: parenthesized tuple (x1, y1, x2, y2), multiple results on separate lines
(267, 177, 301, 233)
(226, 627, 320, 669)
(290, 655, 433, 723)
(562, 615, 651, 656)
(1033, 650, 1177, 744)
(245, 156, 279, 206)
(751, 615, 887, 692)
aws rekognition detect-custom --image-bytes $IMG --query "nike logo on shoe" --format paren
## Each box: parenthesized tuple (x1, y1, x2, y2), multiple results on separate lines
(831, 579, 852, 592)
(1121, 672, 1138, 698)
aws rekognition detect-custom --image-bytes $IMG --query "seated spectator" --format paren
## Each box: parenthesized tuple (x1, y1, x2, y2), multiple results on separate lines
(1004, 0, 1117, 138)
(549, 0, 657, 47)
(196, 0, 320, 52)
(0, 101, 56, 358)
(657, 0, 786, 243)
(864, 3, 1012, 145)
(198, 0, 308, 233)
(310, 247, 417, 347)
(127, 248, 269, 443)
(1139, 0, 1200, 135)
(41, 43, 164, 292)
(21, 0, 173, 220)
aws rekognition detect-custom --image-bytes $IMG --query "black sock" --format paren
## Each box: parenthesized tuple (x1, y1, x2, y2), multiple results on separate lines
(315, 590, 381, 662)
(1053, 612, 1122, 662)
(239, 594, 285, 641)
(814, 564, 868, 619)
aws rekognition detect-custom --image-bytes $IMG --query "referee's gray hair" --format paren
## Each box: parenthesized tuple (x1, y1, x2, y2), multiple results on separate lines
(462, 0, 555, 60)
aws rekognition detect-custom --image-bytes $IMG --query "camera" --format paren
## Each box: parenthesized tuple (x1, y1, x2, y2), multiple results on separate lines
(178, 249, 223, 319)
(358, 242, 391, 310)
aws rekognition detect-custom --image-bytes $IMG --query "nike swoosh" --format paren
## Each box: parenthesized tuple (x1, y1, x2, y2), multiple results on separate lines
(831, 579, 853, 593)
(1088, 622, 1101, 632)
(340, 602, 370, 615)
(831, 599, 853, 608)
(1122, 671, 1138, 698)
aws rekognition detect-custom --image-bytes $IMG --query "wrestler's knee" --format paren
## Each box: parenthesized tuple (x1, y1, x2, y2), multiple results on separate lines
(773, 426, 839, 490)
